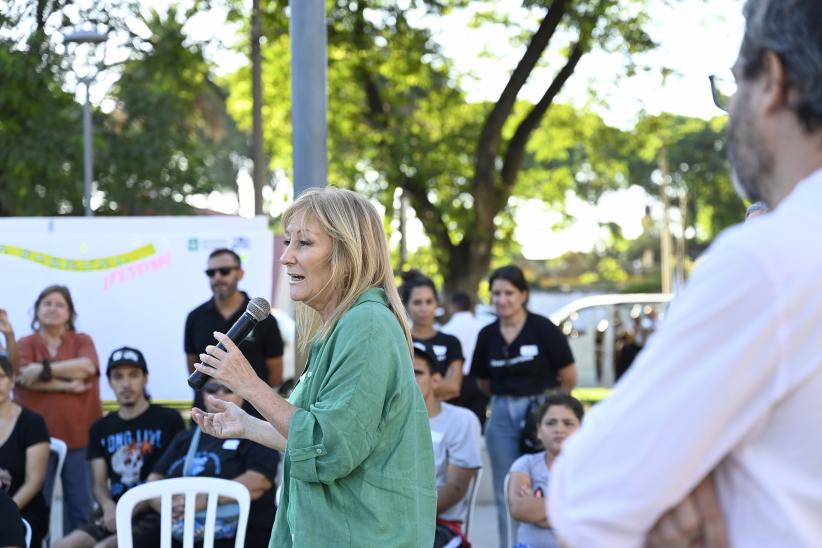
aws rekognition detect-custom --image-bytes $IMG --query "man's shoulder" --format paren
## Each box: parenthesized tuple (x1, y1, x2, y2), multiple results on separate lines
(186, 298, 216, 318)
(440, 403, 480, 429)
(91, 411, 120, 432)
(145, 404, 184, 422)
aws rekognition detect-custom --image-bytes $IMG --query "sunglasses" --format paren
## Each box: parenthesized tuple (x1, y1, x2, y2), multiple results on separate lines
(203, 384, 233, 395)
(205, 266, 239, 278)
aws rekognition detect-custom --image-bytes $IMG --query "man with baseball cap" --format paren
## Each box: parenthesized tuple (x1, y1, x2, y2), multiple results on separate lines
(56, 347, 184, 548)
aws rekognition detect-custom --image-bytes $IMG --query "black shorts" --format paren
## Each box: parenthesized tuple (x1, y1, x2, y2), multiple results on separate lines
(78, 508, 161, 544)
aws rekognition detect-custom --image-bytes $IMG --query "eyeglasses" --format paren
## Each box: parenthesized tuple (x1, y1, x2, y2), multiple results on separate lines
(203, 384, 233, 395)
(709, 71, 735, 112)
(205, 266, 239, 278)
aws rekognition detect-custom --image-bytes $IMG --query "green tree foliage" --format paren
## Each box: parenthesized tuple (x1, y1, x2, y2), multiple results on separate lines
(1, 0, 246, 216)
(226, 0, 657, 297)
(630, 113, 739, 246)
(0, 33, 82, 215)
(96, 7, 246, 214)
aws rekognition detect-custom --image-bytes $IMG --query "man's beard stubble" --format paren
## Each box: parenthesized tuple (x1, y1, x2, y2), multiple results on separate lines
(727, 93, 774, 207)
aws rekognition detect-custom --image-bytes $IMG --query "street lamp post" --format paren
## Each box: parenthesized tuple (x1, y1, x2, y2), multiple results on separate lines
(64, 29, 107, 217)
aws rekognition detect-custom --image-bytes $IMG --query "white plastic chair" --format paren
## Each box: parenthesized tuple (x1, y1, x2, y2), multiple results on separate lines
(115, 477, 251, 548)
(463, 467, 483, 541)
(22, 517, 32, 548)
(502, 473, 517, 548)
(47, 437, 67, 546)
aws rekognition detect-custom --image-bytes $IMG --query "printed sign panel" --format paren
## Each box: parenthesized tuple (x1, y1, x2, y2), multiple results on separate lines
(1, 216, 274, 401)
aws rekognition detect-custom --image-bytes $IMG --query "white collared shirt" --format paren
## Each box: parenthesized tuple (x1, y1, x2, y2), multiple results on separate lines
(441, 311, 490, 374)
(549, 168, 822, 547)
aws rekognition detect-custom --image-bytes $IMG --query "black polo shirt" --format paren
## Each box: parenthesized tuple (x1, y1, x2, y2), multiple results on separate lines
(470, 312, 574, 396)
(413, 331, 463, 377)
(184, 292, 284, 408)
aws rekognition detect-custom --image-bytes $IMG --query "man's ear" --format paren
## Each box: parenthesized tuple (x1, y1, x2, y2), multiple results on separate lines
(237, 268, 245, 282)
(760, 50, 791, 115)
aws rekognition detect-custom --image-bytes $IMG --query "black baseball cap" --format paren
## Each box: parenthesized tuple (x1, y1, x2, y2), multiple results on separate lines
(106, 346, 148, 376)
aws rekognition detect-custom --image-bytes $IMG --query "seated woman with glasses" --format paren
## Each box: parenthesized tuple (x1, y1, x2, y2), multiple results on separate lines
(140, 383, 279, 548)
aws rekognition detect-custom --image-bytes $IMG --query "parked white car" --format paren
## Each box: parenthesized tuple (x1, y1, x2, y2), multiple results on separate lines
(548, 293, 672, 388)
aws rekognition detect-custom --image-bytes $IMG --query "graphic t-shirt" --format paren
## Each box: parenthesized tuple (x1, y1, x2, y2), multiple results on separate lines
(413, 331, 464, 377)
(0, 407, 49, 540)
(471, 312, 574, 396)
(153, 428, 279, 548)
(86, 404, 185, 501)
(509, 451, 558, 548)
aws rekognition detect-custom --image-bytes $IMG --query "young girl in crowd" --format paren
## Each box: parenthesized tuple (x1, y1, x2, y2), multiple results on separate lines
(400, 273, 464, 400)
(507, 392, 584, 548)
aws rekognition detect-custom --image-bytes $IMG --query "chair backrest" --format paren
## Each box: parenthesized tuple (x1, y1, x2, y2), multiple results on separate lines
(21, 517, 32, 548)
(115, 477, 251, 548)
(502, 473, 517, 548)
(47, 437, 67, 544)
(463, 467, 482, 541)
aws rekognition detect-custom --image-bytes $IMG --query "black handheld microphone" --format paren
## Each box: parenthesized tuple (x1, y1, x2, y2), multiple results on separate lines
(187, 297, 271, 390)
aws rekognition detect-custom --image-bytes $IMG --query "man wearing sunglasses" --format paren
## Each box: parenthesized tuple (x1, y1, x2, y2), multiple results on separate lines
(184, 248, 284, 413)
(549, 0, 822, 546)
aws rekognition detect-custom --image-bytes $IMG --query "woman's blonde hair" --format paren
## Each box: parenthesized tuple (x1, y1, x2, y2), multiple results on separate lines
(282, 187, 412, 353)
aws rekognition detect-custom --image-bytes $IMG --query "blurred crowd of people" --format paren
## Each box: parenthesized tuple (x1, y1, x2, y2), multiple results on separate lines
(1, 248, 584, 548)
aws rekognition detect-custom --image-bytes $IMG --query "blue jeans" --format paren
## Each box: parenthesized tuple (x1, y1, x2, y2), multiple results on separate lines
(486, 394, 543, 548)
(45, 448, 95, 535)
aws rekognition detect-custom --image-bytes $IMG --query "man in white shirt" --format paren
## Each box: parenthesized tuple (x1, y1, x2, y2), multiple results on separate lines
(441, 290, 491, 426)
(549, 1, 822, 546)
(413, 344, 482, 540)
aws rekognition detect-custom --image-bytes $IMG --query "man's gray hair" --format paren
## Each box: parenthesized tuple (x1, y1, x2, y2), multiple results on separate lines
(741, 0, 822, 132)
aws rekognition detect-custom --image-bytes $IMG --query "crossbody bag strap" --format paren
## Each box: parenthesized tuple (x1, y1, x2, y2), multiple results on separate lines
(183, 427, 202, 477)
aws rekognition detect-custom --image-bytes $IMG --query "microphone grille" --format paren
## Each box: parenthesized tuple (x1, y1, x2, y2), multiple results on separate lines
(247, 297, 271, 321)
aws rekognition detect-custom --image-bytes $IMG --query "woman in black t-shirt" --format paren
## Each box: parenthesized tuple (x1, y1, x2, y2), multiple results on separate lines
(400, 274, 464, 400)
(469, 264, 577, 547)
(0, 354, 50, 548)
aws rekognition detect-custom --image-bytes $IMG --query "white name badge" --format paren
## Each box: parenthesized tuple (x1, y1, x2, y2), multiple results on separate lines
(520, 344, 539, 358)
(433, 345, 447, 359)
(222, 439, 240, 450)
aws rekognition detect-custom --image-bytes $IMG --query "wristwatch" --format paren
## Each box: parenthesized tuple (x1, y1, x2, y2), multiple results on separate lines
(39, 358, 53, 382)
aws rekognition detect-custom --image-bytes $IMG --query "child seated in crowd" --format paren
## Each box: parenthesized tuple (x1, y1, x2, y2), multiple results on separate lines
(507, 392, 584, 548)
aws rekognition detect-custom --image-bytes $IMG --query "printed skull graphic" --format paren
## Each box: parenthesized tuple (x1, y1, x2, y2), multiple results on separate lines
(112, 442, 144, 486)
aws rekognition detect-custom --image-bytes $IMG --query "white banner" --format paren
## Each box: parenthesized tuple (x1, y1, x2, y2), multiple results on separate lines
(1, 216, 275, 402)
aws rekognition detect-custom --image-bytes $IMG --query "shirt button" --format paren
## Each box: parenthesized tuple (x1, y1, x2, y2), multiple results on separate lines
(316, 448, 322, 454)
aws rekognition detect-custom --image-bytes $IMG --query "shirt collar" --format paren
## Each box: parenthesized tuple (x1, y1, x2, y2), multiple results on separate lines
(353, 287, 389, 308)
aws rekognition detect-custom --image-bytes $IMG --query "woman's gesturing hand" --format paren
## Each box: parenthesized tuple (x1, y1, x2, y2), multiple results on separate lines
(191, 395, 249, 440)
(194, 331, 258, 396)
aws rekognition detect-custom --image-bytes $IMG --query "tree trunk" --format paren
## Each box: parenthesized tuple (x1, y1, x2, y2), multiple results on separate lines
(251, 0, 266, 216)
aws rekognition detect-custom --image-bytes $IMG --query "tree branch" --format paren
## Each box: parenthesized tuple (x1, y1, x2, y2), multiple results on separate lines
(473, 0, 569, 184)
(352, 0, 388, 127)
(401, 178, 454, 255)
(501, 39, 585, 188)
